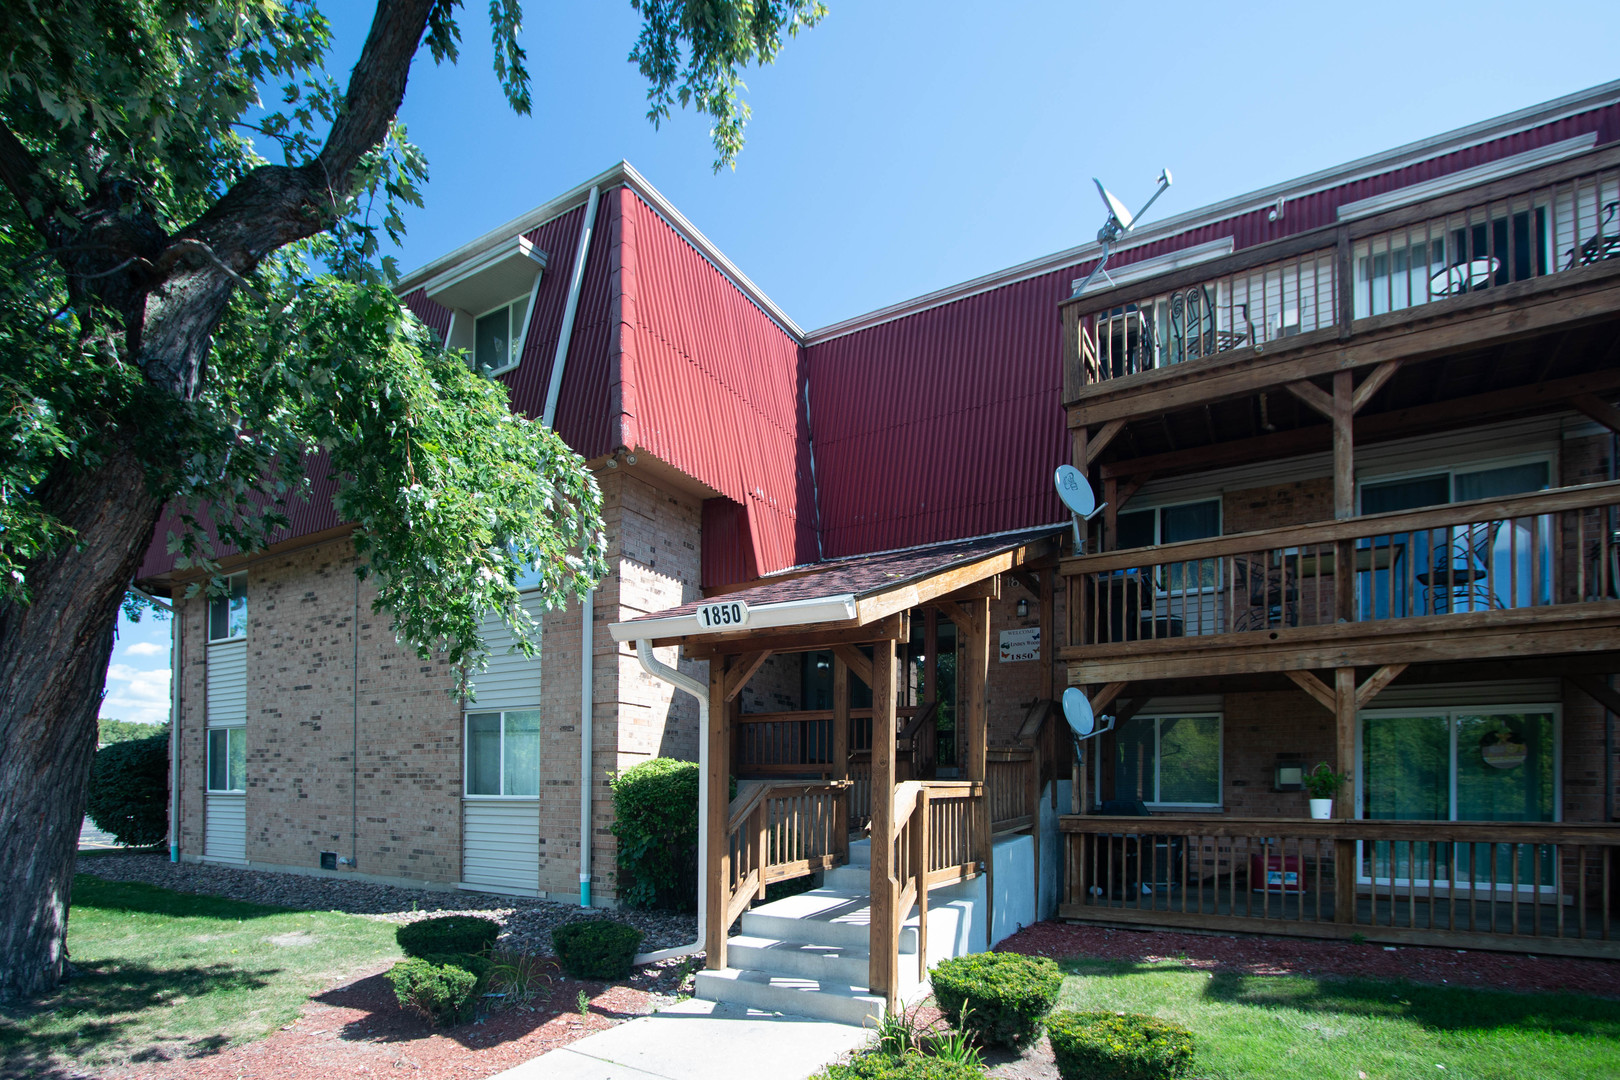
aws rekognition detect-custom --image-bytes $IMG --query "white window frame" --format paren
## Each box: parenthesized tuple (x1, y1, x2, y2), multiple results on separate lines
(1116, 497, 1223, 596)
(1097, 712, 1224, 810)
(469, 294, 530, 377)
(463, 708, 541, 800)
(206, 725, 247, 793)
(207, 572, 248, 643)
(1354, 702, 1563, 895)
(1356, 452, 1556, 511)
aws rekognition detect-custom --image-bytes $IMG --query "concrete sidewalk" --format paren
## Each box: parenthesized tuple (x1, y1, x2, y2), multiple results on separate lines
(489, 998, 870, 1080)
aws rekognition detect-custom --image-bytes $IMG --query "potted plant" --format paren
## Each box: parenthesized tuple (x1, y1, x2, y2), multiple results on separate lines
(1304, 762, 1345, 819)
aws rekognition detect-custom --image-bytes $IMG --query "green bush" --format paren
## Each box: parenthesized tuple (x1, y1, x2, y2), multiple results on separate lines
(929, 952, 1062, 1050)
(395, 915, 500, 959)
(85, 733, 169, 847)
(550, 918, 643, 979)
(610, 757, 701, 910)
(387, 957, 479, 1026)
(816, 1050, 984, 1080)
(420, 951, 493, 984)
(1046, 1011, 1195, 1080)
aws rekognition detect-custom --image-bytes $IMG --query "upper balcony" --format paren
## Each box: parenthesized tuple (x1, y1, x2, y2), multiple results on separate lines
(1061, 145, 1620, 435)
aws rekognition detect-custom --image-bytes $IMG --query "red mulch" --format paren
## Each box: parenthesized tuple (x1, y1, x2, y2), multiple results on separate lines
(997, 921, 1620, 998)
(98, 963, 672, 1080)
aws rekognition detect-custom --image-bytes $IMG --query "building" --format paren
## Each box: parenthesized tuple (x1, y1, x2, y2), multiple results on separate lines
(139, 81, 1620, 1020)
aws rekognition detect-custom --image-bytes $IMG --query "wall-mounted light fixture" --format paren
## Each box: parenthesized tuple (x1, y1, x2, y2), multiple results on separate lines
(1016, 598, 1030, 618)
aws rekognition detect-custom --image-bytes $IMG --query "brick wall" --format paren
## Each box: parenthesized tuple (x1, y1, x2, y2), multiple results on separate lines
(1222, 477, 1333, 534)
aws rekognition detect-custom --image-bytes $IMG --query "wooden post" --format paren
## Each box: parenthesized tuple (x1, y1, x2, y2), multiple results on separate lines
(833, 652, 851, 859)
(1039, 569, 1055, 703)
(1334, 837, 1357, 925)
(706, 660, 731, 970)
(1334, 666, 1356, 801)
(963, 596, 993, 936)
(755, 800, 769, 902)
(1333, 370, 1354, 520)
(913, 788, 929, 981)
(868, 640, 899, 1008)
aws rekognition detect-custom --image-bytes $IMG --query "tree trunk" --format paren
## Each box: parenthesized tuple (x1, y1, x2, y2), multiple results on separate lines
(0, 445, 163, 1002)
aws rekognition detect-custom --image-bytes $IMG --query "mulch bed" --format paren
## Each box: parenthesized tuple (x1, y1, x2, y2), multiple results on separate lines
(98, 958, 692, 1080)
(996, 921, 1620, 998)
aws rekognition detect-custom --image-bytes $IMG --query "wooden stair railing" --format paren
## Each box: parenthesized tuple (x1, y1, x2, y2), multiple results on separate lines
(890, 780, 983, 981)
(721, 780, 851, 936)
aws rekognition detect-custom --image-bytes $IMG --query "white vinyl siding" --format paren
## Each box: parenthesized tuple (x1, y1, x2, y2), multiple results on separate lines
(204, 793, 246, 862)
(206, 639, 248, 723)
(468, 593, 547, 710)
(461, 800, 541, 895)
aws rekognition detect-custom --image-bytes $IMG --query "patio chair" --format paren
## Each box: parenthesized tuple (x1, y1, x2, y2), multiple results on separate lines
(1231, 555, 1298, 631)
(1416, 520, 1503, 613)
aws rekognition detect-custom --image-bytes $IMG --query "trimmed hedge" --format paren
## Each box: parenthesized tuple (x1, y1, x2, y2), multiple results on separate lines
(817, 1051, 984, 1080)
(551, 918, 643, 979)
(1046, 1011, 1194, 1080)
(387, 957, 479, 1026)
(396, 915, 500, 959)
(610, 758, 701, 910)
(86, 733, 169, 847)
(929, 953, 1062, 1050)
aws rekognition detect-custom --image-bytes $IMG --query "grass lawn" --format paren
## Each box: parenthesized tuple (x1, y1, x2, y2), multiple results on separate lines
(0, 874, 403, 1076)
(1054, 957, 1620, 1080)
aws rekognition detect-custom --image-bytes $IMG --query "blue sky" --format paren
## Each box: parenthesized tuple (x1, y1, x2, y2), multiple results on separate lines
(100, 0, 1620, 723)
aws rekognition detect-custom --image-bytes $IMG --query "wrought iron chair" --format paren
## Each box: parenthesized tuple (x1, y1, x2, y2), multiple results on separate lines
(1416, 520, 1503, 613)
(1231, 555, 1299, 631)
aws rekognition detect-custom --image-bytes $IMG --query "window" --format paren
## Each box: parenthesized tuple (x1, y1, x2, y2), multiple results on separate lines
(207, 727, 247, 792)
(465, 710, 540, 797)
(1106, 714, 1222, 807)
(473, 297, 528, 377)
(208, 573, 247, 642)
(1116, 499, 1221, 592)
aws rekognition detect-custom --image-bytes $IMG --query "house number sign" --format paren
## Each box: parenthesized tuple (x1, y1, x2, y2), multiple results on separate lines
(696, 600, 749, 630)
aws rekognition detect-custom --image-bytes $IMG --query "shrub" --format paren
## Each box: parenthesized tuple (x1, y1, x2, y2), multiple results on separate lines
(387, 957, 479, 1026)
(550, 918, 643, 979)
(86, 733, 169, 847)
(610, 758, 701, 910)
(420, 951, 493, 984)
(395, 915, 500, 959)
(817, 1050, 984, 1080)
(929, 953, 1062, 1050)
(1046, 1011, 1195, 1080)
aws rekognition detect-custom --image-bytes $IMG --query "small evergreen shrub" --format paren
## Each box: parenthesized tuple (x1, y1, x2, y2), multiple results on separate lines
(420, 951, 493, 984)
(929, 953, 1062, 1050)
(610, 758, 701, 910)
(387, 957, 479, 1026)
(395, 915, 500, 959)
(816, 1050, 984, 1080)
(85, 733, 169, 847)
(550, 918, 643, 979)
(1046, 1011, 1195, 1080)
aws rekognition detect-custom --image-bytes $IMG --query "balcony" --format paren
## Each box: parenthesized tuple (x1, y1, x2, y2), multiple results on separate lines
(1060, 481, 1620, 679)
(1062, 145, 1620, 410)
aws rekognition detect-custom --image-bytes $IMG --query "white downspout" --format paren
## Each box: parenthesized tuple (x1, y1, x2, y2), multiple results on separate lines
(169, 604, 182, 862)
(543, 185, 600, 908)
(630, 638, 709, 964)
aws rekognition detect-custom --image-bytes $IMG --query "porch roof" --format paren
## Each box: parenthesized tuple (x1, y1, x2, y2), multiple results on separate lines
(608, 525, 1062, 648)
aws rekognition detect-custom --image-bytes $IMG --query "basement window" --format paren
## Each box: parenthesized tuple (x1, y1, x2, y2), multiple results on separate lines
(207, 727, 247, 792)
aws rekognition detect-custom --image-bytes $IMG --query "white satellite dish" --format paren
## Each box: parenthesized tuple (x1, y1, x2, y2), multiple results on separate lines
(1053, 465, 1098, 519)
(1095, 179, 1135, 233)
(1072, 169, 1174, 297)
(1062, 687, 1095, 739)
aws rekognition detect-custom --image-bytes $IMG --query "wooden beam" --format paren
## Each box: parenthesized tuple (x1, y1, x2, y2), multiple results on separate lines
(1090, 681, 1129, 713)
(1572, 393, 1620, 436)
(1010, 571, 1041, 597)
(1285, 669, 1337, 714)
(1286, 377, 1336, 420)
(1085, 418, 1128, 464)
(962, 595, 993, 937)
(832, 653, 850, 781)
(832, 644, 874, 689)
(937, 576, 1001, 603)
(1568, 674, 1620, 717)
(1332, 370, 1354, 519)
(1334, 667, 1356, 800)
(868, 641, 900, 1010)
(723, 650, 773, 702)
(1351, 359, 1402, 413)
(1355, 663, 1408, 708)
(677, 613, 908, 657)
(854, 538, 1056, 624)
(705, 663, 730, 970)
(1097, 368, 1620, 483)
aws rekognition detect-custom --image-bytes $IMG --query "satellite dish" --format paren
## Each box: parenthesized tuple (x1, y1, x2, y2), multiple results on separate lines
(1095, 179, 1134, 233)
(1062, 687, 1095, 739)
(1053, 465, 1097, 519)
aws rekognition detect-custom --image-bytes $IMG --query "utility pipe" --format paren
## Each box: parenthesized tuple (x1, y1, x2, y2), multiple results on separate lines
(630, 638, 709, 965)
(169, 602, 182, 862)
(540, 184, 600, 907)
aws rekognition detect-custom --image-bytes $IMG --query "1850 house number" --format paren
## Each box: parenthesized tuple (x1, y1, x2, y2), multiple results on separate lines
(696, 600, 748, 630)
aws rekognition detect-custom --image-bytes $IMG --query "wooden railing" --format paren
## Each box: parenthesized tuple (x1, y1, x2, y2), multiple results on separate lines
(721, 780, 850, 935)
(1063, 145, 1620, 394)
(735, 706, 920, 776)
(892, 781, 982, 979)
(987, 748, 1037, 833)
(1063, 480, 1620, 649)
(1059, 815, 1620, 958)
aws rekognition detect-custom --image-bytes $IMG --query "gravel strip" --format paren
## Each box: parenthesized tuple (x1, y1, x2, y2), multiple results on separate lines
(76, 853, 698, 955)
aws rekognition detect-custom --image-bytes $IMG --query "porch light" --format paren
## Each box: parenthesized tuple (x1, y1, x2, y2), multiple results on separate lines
(1016, 598, 1029, 618)
(1274, 756, 1306, 792)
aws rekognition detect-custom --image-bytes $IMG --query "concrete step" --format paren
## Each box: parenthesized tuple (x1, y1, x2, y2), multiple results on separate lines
(726, 934, 871, 986)
(694, 966, 885, 1027)
(847, 838, 871, 866)
(740, 888, 918, 953)
(821, 863, 870, 891)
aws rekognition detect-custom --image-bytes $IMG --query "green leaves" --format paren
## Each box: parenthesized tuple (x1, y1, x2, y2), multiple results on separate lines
(629, 0, 826, 171)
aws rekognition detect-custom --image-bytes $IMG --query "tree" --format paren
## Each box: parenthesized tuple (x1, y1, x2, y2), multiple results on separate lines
(0, 0, 824, 1002)
(86, 733, 170, 847)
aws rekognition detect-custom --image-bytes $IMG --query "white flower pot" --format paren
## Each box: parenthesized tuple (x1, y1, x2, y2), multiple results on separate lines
(1308, 798, 1333, 820)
